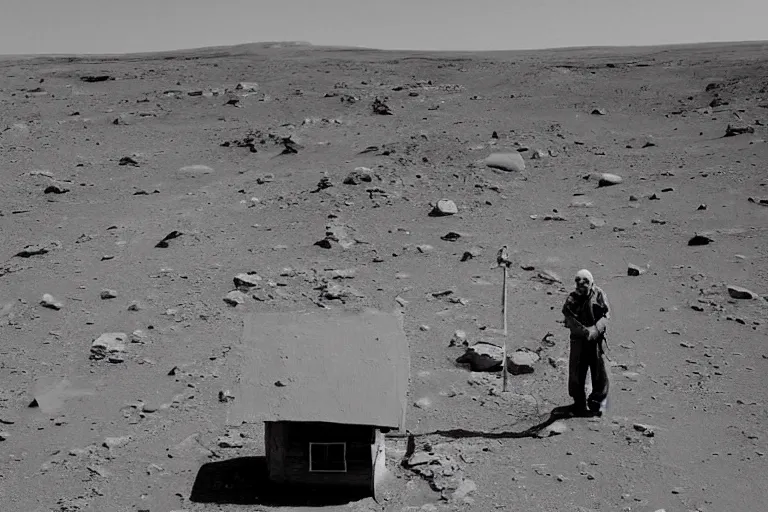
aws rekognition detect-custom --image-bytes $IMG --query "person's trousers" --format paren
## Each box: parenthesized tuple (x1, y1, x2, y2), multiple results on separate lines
(568, 336, 609, 409)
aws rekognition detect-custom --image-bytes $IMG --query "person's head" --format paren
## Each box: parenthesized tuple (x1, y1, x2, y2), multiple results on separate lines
(574, 269, 594, 297)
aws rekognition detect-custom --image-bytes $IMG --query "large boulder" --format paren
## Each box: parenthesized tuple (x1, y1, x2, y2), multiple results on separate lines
(727, 285, 758, 300)
(597, 173, 623, 187)
(430, 199, 458, 216)
(456, 342, 503, 371)
(484, 152, 526, 172)
(91, 333, 127, 363)
(508, 350, 539, 375)
(233, 272, 262, 289)
(456, 343, 539, 374)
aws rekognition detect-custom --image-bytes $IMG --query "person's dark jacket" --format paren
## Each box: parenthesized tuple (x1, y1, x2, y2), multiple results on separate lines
(562, 286, 610, 340)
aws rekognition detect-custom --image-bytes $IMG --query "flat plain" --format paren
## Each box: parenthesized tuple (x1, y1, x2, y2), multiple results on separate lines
(1, 40, 767, 512)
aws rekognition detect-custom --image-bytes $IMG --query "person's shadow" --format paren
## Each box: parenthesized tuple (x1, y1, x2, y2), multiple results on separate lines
(400, 404, 599, 445)
(189, 456, 371, 506)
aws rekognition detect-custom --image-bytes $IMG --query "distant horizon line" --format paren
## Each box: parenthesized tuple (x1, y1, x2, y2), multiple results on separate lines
(2, 38, 767, 60)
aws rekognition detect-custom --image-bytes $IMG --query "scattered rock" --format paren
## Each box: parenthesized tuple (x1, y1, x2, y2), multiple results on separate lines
(218, 432, 244, 449)
(223, 290, 248, 306)
(688, 234, 713, 246)
(534, 270, 562, 284)
(596, 173, 623, 187)
(441, 231, 462, 242)
(280, 137, 304, 155)
(627, 264, 645, 276)
(127, 301, 142, 311)
(311, 176, 333, 192)
(450, 330, 468, 347)
(462, 247, 482, 261)
(508, 350, 539, 375)
(0, 415, 16, 425)
(589, 218, 606, 229)
(633, 423, 655, 437)
(235, 82, 259, 92)
(343, 169, 373, 185)
(456, 342, 504, 371)
(40, 293, 63, 310)
(233, 272, 262, 289)
(417, 244, 434, 253)
(414, 397, 432, 409)
(90, 333, 127, 362)
(80, 75, 114, 83)
(130, 330, 146, 343)
(484, 152, 526, 172)
(119, 156, 139, 167)
(727, 285, 758, 300)
(430, 199, 458, 216)
(709, 97, 728, 108)
(103, 435, 132, 449)
(725, 124, 755, 137)
(328, 268, 356, 280)
(570, 198, 594, 208)
(372, 98, 393, 115)
(100, 289, 117, 300)
(405, 452, 435, 467)
(155, 230, 183, 248)
(44, 183, 69, 194)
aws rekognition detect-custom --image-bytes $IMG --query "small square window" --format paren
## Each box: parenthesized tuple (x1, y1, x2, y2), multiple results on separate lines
(309, 442, 347, 472)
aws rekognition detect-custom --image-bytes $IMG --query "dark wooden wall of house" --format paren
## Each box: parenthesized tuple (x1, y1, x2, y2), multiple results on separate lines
(265, 421, 376, 488)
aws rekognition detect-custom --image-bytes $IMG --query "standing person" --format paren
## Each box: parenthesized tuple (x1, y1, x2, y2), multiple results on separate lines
(562, 269, 611, 416)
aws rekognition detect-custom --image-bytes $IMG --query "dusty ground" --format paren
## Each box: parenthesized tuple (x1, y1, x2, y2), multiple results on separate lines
(1, 40, 767, 512)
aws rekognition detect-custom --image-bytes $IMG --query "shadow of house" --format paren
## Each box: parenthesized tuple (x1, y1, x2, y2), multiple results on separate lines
(219, 308, 410, 502)
(190, 456, 370, 506)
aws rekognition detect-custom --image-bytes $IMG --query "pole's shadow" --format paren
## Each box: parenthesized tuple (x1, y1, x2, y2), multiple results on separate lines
(189, 456, 371, 506)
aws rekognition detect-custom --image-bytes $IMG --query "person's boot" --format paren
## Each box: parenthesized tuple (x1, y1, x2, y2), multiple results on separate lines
(566, 401, 591, 417)
(587, 397, 607, 417)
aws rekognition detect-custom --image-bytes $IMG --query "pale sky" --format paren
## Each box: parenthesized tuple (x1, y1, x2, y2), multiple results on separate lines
(1, 0, 766, 55)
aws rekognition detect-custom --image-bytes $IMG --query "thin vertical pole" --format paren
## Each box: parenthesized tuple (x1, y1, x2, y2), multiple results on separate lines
(502, 265, 509, 392)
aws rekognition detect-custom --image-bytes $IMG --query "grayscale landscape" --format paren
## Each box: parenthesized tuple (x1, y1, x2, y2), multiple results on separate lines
(0, 40, 767, 511)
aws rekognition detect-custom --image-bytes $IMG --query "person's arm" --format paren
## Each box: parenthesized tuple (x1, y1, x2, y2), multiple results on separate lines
(562, 293, 577, 318)
(563, 294, 588, 337)
(594, 290, 610, 335)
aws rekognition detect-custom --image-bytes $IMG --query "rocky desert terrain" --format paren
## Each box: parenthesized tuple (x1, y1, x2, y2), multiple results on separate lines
(1, 40, 767, 512)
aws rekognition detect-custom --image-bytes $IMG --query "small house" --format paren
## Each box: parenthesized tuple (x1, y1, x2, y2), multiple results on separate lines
(227, 308, 410, 498)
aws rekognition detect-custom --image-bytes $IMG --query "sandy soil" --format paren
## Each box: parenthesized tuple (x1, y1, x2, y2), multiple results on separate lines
(1, 41, 767, 512)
